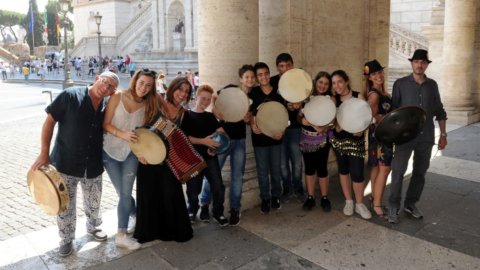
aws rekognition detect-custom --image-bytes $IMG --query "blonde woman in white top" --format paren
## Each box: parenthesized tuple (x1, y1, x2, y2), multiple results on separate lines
(103, 69, 159, 250)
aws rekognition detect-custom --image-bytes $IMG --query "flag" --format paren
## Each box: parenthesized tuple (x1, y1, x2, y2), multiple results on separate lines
(44, 12, 48, 33)
(56, 14, 60, 35)
(29, 4, 34, 33)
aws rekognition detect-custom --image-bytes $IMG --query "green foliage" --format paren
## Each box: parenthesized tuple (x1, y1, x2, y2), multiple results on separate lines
(0, 10, 25, 42)
(22, 0, 46, 53)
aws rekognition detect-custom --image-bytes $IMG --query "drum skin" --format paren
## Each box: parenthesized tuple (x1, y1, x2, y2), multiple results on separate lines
(303, 96, 336, 126)
(256, 101, 289, 138)
(211, 131, 230, 154)
(27, 164, 69, 216)
(279, 68, 313, 103)
(374, 106, 426, 146)
(215, 87, 249, 122)
(130, 128, 168, 165)
(336, 98, 373, 133)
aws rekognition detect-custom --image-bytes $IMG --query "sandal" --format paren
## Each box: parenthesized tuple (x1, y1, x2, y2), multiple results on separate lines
(373, 205, 388, 220)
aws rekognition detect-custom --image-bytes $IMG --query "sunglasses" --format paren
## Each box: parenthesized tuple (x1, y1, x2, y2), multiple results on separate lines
(141, 68, 157, 76)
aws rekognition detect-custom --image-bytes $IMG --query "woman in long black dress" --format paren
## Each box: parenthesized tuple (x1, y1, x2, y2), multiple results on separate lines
(134, 77, 194, 243)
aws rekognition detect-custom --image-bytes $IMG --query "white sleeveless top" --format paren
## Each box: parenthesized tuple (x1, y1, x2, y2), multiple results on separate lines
(103, 93, 145, 161)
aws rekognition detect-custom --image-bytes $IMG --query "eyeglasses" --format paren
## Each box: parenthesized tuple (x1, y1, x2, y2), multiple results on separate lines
(101, 78, 117, 91)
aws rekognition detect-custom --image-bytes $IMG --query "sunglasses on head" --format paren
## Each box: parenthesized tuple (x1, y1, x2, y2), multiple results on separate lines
(141, 68, 157, 76)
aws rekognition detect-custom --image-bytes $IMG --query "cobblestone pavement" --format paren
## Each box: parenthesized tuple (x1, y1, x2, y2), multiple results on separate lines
(0, 102, 119, 242)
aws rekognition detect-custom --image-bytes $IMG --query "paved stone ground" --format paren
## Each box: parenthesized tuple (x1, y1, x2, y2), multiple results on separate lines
(1, 81, 480, 270)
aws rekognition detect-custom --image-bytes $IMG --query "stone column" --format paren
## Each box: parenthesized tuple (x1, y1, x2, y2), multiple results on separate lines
(198, 0, 258, 90)
(441, 0, 477, 115)
(198, 0, 259, 211)
(259, 0, 290, 70)
(184, 0, 194, 52)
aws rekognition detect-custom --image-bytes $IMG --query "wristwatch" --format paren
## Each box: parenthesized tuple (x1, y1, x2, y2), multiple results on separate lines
(440, 133, 447, 137)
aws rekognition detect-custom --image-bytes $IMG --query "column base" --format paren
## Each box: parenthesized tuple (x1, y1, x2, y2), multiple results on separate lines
(445, 108, 480, 125)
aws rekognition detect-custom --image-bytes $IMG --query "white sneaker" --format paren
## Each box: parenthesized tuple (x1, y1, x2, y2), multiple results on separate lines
(115, 234, 141, 250)
(355, 203, 372, 220)
(343, 200, 354, 216)
(127, 216, 136, 234)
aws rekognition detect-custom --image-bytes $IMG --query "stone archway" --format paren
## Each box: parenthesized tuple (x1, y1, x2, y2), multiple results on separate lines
(167, 0, 185, 52)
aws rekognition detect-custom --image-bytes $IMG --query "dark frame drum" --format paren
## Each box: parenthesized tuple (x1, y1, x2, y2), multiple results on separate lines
(255, 101, 289, 138)
(336, 98, 373, 133)
(27, 164, 69, 216)
(374, 106, 426, 146)
(215, 87, 250, 123)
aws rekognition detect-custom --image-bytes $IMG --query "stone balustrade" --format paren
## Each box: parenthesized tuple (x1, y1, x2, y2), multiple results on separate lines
(390, 23, 428, 58)
(116, 2, 153, 53)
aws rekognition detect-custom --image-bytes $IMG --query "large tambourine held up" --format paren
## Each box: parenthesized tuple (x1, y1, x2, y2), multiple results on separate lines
(303, 95, 336, 127)
(255, 101, 289, 138)
(374, 106, 426, 147)
(215, 87, 250, 122)
(27, 164, 70, 216)
(336, 98, 373, 133)
(278, 68, 313, 103)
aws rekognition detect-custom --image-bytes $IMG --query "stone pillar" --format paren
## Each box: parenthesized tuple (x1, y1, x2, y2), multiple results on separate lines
(422, 0, 445, 90)
(158, 0, 167, 51)
(441, 0, 478, 123)
(259, 0, 290, 70)
(198, 0, 258, 90)
(184, 0, 194, 52)
(198, 0, 259, 211)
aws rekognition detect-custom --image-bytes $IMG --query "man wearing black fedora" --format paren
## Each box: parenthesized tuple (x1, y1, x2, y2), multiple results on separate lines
(387, 49, 448, 224)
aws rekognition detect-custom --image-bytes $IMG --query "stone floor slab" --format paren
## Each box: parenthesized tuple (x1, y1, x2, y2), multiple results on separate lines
(236, 248, 326, 270)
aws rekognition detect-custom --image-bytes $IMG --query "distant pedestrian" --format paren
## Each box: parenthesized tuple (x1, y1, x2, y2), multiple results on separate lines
(0, 62, 7, 80)
(22, 66, 30, 81)
(129, 62, 136, 77)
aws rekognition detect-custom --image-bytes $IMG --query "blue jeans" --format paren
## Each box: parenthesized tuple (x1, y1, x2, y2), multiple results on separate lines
(200, 139, 246, 210)
(103, 151, 137, 231)
(280, 128, 304, 195)
(254, 145, 282, 201)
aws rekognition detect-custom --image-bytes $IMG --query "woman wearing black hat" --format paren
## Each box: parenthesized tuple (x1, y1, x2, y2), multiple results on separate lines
(363, 59, 393, 219)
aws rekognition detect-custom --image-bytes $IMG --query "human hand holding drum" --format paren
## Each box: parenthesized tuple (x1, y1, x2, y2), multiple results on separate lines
(31, 152, 50, 171)
(118, 130, 138, 143)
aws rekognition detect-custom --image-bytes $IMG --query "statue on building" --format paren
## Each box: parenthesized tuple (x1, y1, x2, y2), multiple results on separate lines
(174, 20, 184, 33)
(134, 26, 153, 52)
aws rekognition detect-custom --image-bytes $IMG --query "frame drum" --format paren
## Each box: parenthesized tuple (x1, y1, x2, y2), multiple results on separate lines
(130, 127, 168, 165)
(279, 68, 313, 103)
(303, 96, 336, 126)
(27, 164, 69, 215)
(215, 87, 249, 122)
(336, 98, 372, 133)
(256, 101, 289, 138)
(374, 106, 426, 146)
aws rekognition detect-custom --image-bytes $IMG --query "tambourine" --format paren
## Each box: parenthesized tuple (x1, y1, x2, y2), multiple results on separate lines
(27, 164, 69, 216)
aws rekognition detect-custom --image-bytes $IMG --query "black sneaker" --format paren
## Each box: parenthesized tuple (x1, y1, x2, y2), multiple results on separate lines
(302, 196, 316, 211)
(58, 242, 73, 257)
(271, 197, 281, 210)
(189, 213, 196, 224)
(229, 208, 241, 226)
(260, 199, 270, 214)
(213, 215, 229, 227)
(199, 205, 210, 222)
(320, 196, 332, 212)
(404, 204, 424, 219)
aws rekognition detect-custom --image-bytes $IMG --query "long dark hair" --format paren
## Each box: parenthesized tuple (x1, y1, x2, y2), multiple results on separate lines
(330, 69, 351, 95)
(166, 77, 192, 105)
(313, 71, 332, 96)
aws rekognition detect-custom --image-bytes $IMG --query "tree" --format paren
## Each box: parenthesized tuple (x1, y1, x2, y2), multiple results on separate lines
(21, 0, 45, 54)
(0, 10, 25, 43)
(45, 1, 60, 45)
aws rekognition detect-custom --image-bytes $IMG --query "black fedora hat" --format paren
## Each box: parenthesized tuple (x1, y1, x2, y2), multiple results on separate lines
(408, 49, 432, 63)
(363, 59, 385, 75)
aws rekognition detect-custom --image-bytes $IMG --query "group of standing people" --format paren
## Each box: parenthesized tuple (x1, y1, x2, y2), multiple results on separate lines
(29, 48, 447, 257)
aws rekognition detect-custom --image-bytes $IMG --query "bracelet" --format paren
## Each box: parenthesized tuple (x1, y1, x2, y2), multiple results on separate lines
(440, 133, 447, 137)
(113, 129, 117, 136)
